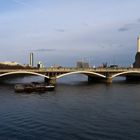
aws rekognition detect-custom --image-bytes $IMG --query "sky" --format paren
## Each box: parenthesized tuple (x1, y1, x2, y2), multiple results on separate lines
(0, 0, 140, 66)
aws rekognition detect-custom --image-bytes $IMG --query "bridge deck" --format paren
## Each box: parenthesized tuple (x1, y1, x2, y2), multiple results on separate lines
(0, 68, 139, 73)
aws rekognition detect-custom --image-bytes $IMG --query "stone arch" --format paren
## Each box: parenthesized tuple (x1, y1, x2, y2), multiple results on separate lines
(56, 71, 106, 79)
(0, 70, 49, 79)
(112, 71, 140, 78)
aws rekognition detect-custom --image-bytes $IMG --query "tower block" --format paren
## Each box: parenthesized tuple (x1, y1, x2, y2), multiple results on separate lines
(29, 53, 34, 67)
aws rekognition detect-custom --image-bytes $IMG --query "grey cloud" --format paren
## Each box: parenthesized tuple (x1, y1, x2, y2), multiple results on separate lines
(12, 0, 31, 7)
(118, 18, 140, 32)
(118, 27, 129, 32)
(54, 28, 65, 32)
(34, 49, 56, 52)
(137, 18, 140, 22)
(82, 22, 89, 27)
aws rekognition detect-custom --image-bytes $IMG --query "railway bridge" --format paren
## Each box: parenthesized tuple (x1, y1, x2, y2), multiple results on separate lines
(0, 68, 140, 85)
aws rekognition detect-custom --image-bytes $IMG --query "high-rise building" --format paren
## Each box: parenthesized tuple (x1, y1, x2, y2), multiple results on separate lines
(29, 53, 34, 67)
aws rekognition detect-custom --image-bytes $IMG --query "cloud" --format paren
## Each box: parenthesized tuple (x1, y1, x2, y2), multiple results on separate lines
(82, 22, 89, 27)
(118, 23, 135, 32)
(54, 28, 65, 32)
(12, 0, 30, 7)
(137, 18, 140, 22)
(118, 18, 140, 32)
(118, 27, 129, 32)
(33, 49, 56, 52)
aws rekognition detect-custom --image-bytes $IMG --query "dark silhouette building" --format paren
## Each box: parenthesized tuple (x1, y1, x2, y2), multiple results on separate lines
(133, 37, 140, 68)
(133, 52, 140, 68)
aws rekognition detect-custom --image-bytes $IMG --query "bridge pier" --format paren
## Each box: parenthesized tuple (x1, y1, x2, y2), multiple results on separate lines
(105, 77, 112, 84)
(105, 72, 112, 84)
(44, 77, 56, 85)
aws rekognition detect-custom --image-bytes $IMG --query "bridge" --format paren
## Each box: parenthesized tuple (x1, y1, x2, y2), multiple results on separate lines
(0, 68, 140, 85)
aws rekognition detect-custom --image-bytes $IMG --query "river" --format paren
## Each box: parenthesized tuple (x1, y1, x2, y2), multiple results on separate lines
(0, 75, 140, 140)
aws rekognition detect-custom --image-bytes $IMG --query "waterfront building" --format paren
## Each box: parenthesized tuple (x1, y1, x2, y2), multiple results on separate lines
(0, 61, 21, 66)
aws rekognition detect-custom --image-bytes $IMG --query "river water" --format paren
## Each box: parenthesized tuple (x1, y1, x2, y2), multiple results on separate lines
(0, 75, 140, 140)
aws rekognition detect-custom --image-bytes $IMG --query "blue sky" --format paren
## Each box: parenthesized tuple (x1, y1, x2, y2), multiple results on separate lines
(0, 0, 140, 66)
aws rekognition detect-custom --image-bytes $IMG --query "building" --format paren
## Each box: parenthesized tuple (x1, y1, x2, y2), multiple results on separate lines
(0, 61, 21, 66)
(0, 61, 26, 69)
(29, 53, 34, 67)
(76, 61, 89, 68)
(133, 37, 140, 68)
(37, 61, 45, 69)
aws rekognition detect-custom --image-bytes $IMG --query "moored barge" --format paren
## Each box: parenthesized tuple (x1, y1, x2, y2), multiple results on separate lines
(15, 83, 55, 93)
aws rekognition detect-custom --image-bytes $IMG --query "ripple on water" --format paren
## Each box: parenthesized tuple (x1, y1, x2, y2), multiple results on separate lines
(0, 82, 140, 140)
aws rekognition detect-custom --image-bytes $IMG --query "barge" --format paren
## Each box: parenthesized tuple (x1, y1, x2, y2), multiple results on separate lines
(15, 83, 55, 93)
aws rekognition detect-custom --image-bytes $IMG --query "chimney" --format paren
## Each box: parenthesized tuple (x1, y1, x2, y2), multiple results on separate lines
(137, 36, 140, 52)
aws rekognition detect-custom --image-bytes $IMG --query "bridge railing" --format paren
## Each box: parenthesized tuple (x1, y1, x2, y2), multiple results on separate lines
(46, 67, 140, 71)
(1, 68, 140, 73)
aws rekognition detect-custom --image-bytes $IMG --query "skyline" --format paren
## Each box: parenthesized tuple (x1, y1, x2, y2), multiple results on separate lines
(0, 0, 140, 66)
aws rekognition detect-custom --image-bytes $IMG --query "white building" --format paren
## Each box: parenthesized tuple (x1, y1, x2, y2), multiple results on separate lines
(0, 61, 22, 66)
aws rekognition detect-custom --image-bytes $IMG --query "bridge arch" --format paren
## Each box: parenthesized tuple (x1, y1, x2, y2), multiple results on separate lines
(56, 71, 106, 79)
(112, 71, 140, 78)
(0, 71, 49, 79)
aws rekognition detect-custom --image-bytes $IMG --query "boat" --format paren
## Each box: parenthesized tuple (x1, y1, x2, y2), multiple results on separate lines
(14, 83, 55, 93)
